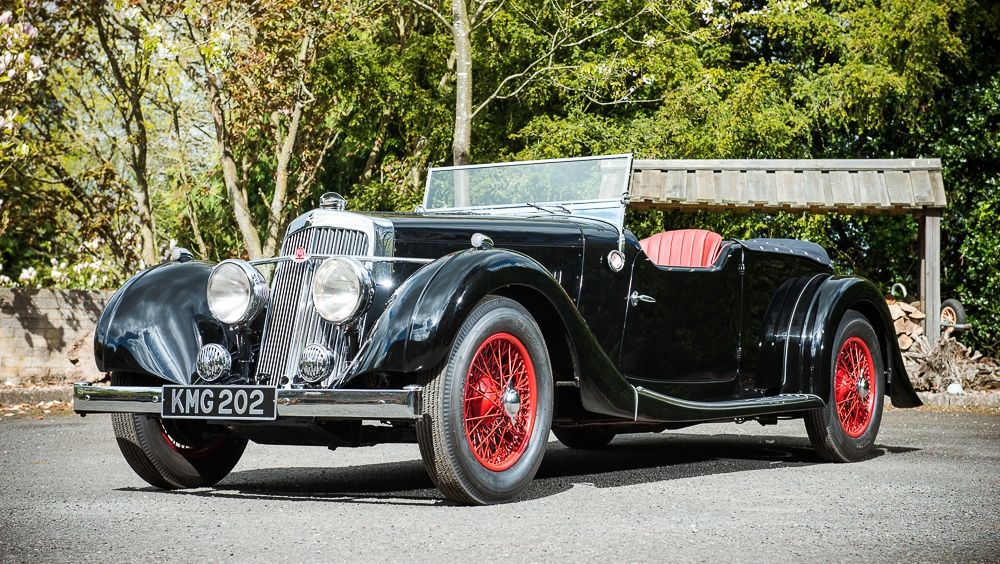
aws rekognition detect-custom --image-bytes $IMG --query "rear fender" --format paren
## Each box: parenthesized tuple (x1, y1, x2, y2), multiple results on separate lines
(777, 276, 921, 408)
(95, 261, 236, 385)
(756, 273, 831, 394)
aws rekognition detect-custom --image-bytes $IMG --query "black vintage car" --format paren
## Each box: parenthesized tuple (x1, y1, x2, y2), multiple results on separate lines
(75, 154, 921, 504)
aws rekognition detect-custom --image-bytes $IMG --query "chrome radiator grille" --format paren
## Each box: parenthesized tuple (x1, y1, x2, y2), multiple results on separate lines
(256, 227, 369, 386)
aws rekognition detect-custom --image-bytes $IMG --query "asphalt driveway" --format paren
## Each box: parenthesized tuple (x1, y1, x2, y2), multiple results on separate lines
(1, 409, 996, 563)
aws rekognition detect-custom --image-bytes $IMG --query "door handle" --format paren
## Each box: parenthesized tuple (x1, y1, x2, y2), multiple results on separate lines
(628, 291, 656, 307)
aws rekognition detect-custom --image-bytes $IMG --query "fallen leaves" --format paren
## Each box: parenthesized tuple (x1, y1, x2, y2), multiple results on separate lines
(0, 400, 73, 419)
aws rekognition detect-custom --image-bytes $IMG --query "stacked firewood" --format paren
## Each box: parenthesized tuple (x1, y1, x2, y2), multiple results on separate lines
(888, 299, 1000, 392)
(887, 300, 925, 352)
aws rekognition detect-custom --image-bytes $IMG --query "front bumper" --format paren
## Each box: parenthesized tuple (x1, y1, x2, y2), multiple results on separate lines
(73, 383, 422, 420)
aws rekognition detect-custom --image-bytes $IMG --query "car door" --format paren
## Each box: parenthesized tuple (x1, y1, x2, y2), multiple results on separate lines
(618, 246, 743, 401)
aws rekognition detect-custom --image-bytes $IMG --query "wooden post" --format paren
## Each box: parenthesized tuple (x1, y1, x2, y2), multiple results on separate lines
(920, 208, 943, 345)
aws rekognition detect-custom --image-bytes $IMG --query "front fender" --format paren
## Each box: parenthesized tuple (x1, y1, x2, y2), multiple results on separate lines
(345, 249, 635, 417)
(349, 248, 574, 376)
(792, 276, 921, 408)
(95, 261, 233, 384)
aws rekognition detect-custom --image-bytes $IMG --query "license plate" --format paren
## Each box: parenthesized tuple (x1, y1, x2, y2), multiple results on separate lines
(162, 385, 277, 420)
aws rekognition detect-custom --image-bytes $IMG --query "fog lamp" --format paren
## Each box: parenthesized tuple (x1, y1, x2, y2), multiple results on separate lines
(299, 344, 334, 383)
(196, 343, 231, 382)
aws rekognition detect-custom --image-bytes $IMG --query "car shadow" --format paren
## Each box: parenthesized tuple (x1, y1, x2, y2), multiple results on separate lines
(119, 433, 919, 506)
(526, 433, 916, 501)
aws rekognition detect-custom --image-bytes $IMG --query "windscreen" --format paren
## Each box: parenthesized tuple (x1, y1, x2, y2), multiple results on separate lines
(424, 155, 632, 210)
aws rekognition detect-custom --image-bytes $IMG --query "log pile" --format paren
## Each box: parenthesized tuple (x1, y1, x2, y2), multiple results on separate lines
(888, 299, 1000, 392)
(887, 300, 926, 352)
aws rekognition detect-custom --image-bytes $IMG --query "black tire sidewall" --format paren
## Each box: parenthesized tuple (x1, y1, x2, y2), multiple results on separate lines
(824, 312, 885, 458)
(133, 414, 247, 488)
(111, 372, 247, 488)
(442, 298, 553, 501)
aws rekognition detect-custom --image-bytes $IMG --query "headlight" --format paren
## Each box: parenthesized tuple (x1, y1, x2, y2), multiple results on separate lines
(311, 257, 372, 323)
(207, 259, 268, 325)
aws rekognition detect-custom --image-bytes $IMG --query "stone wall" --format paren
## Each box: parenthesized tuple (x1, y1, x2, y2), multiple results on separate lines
(0, 289, 113, 386)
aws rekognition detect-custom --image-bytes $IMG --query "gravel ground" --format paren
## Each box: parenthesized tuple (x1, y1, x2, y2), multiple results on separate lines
(1, 409, 997, 563)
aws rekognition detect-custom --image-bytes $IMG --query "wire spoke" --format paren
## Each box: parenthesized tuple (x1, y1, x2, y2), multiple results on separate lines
(833, 337, 876, 437)
(462, 332, 538, 471)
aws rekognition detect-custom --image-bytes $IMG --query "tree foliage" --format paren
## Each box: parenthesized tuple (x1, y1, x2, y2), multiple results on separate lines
(0, 0, 997, 352)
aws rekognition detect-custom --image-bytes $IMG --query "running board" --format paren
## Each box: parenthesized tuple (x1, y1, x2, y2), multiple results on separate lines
(632, 386, 824, 423)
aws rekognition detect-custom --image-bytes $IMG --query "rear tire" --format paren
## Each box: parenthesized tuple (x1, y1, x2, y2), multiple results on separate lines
(805, 312, 884, 462)
(553, 428, 616, 449)
(111, 372, 248, 489)
(416, 296, 553, 505)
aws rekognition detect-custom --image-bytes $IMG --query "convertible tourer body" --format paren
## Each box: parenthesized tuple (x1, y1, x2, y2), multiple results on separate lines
(75, 155, 921, 504)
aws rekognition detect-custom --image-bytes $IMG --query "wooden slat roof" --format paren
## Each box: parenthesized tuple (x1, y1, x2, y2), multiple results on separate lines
(629, 159, 946, 214)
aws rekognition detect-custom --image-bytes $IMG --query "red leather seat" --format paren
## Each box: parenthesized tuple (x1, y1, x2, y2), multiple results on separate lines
(639, 229, 724, 268)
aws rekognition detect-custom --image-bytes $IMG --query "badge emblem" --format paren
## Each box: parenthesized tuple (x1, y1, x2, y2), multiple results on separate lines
(292, 246, 307, 263)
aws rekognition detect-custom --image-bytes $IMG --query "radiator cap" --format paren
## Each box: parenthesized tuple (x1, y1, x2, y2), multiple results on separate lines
(319, 192, 347, 210)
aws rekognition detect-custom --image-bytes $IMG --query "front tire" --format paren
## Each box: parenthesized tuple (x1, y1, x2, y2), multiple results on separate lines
(416, 296, 553, 505)
(805, 311, 884, 462)
(111, 372, 248, 488)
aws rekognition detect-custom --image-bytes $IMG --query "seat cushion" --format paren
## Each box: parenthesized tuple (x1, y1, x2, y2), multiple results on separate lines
(639, 229, 724, 268)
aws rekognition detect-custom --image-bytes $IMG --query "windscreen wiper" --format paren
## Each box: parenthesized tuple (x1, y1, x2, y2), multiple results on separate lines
(525, 202, 571, 214)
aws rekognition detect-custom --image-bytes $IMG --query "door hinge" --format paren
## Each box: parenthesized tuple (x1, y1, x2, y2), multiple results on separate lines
(736, 346, 743, 361)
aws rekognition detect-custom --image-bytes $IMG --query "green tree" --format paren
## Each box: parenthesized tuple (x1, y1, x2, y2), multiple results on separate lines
(2, 0, 997, 354)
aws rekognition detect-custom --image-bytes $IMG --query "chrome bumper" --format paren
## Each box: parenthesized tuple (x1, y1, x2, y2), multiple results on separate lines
(73, 383, 422, 420)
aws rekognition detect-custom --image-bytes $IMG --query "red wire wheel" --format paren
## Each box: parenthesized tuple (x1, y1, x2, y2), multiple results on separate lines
(463, 332, 537, 472)
(159, 420, 224, 459)
(805, 311, 884, 463)
(110, 373, 248, 489)
(834, 336, 877, 438)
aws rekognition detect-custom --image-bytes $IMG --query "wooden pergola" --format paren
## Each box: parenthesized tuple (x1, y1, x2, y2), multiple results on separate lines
(629, 158, 948, 344)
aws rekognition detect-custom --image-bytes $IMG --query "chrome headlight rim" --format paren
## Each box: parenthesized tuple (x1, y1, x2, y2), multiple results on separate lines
(311, 257, 373, 324)
(207, 259, 268, 326)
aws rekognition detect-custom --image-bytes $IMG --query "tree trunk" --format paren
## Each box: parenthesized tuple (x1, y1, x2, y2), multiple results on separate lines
(206, 76, 263, 260)
(451, 0, 473, 204)
(262, 103, 303, 258)
(130, 144, 159, 266)
(262, 32, 313, 258)
(174, 13, 261, 259)
(129, 92, 158, 266)
(92, 10, 159, 267)
(360, 105, 392, 184)
(185, 194, 209, 259)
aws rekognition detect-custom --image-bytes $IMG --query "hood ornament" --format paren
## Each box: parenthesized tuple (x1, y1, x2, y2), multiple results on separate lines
(319, 192, 347, 210)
